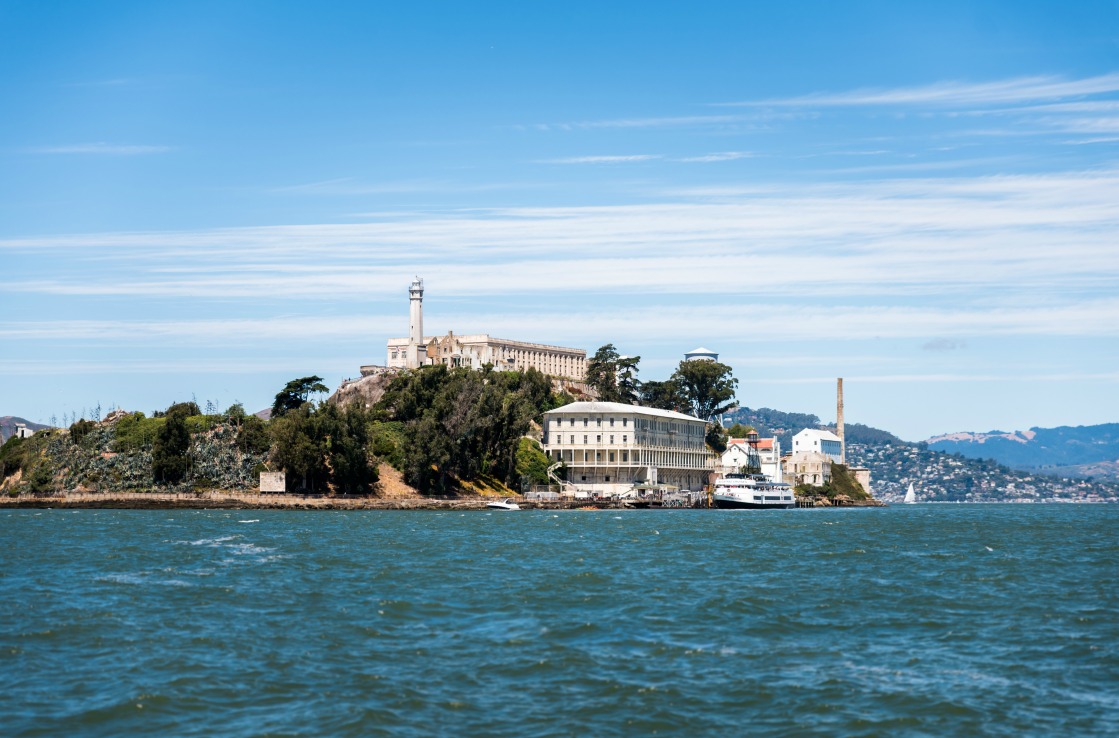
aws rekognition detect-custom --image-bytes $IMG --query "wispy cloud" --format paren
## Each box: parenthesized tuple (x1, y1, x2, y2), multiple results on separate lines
(25, 142, 173, 155)
(676, 151, 754, 163)
(719, 73, 1119, 108)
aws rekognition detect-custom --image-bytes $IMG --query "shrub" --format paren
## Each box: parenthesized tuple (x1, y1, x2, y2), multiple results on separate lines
(236, 416, 271, 454)
(113, 412, 162, 452)
(152, 405, 192, 484)
(69, 419, 97, 445)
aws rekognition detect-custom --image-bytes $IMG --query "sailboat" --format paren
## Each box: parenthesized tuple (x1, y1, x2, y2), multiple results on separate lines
(904, 483, 917, 504)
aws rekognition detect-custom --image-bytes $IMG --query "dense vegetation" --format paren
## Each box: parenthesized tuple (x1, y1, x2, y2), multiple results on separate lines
(376, 365, 560, 494)
(0, 367, 565, 498)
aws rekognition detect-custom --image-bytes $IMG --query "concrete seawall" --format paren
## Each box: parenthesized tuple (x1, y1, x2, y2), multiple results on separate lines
(1, 490, 885, 510)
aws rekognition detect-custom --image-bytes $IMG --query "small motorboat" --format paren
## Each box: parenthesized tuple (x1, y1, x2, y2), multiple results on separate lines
(486, 499, 521, 510)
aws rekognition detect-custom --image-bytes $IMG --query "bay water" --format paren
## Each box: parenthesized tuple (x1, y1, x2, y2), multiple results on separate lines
(2, 505, 1116, 736)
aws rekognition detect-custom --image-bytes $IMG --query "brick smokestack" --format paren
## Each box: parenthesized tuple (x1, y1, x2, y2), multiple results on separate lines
(837, 377, 845, 465)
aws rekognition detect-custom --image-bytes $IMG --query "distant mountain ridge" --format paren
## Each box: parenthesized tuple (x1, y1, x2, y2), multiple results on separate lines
(722, 407, 905, 451)
(926, 423, 1119, 480)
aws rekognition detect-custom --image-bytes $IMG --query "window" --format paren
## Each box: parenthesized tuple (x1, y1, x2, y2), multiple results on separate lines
(570, 418, 575, 427)
(570, 435, 575, 444)
(583, 435, 588, 443)
(623, 418, 628, 427)
(622, 435, 627, 443)
(609, 435, 614, 444)
(596, 418, 602, 427)
(555, 418, 562, 427)
(605, 475, 611, 482)
(609, 452, 615, 462)
(583, 418, 588, 427)
(610, 418, 615, 427)
(596, 435, 601, 442)
(622, 451, 629, 462)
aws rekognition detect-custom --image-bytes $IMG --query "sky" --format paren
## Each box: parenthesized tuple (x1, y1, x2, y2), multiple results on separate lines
(2, 0, 1118, 440)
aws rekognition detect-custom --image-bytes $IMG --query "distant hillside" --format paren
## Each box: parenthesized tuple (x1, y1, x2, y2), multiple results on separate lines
(848, 442, 1119, 503)
(0, 417, 52, 444)
(722, 407, 905, 450)
(927, 423, 1119, 480)
(722, 407, 1117, 500)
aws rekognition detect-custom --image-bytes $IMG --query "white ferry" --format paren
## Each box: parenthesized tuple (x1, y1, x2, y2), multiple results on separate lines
(713, 474, 795, 510)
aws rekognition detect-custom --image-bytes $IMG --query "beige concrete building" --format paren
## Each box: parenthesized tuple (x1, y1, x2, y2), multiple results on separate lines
(385, 331, 586, 380)
(543, 401, 713, 496)
(784, 450, 833, 487)
(366, 277, 587, 380)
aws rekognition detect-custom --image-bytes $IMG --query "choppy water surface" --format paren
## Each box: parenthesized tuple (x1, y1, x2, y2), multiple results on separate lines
(1, 505, 1116, 736)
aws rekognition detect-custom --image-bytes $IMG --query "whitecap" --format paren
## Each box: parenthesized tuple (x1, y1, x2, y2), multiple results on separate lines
(239, 519, 259, 524)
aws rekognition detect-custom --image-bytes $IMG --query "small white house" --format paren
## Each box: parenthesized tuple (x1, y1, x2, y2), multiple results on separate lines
(791, 428, 843, 464)
(720, 436, 783, 482)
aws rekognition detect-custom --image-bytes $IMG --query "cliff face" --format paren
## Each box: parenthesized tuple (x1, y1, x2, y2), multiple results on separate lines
(328, 371, 398, 409)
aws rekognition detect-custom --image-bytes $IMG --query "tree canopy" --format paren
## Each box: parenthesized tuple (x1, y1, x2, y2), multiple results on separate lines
(271, 376, 329, 418)
(640, 378, 685, 412)
(152, 402, 192, 484)
(585, 343, 641, 404)
(672, 359, 738, 422)
(377, 365, 558, 494)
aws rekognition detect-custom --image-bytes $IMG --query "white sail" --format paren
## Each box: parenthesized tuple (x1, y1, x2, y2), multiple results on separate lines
(904, 483, 916, 504)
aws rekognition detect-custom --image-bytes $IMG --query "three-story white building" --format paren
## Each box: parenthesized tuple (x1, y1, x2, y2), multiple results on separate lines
(542, 401, 713, 496)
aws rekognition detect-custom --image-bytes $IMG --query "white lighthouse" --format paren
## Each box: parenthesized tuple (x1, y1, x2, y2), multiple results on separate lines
(405, 276, 425, 368)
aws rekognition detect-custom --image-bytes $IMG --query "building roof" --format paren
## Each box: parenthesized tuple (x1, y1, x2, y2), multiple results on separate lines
(727, 437, 775, 450)
(684, 346, 718, 357)
(546, 401, 704, 423)
(794, 428, 842, 443)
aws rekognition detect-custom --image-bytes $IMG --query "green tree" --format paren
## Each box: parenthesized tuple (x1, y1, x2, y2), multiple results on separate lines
(706, 424, 729, 454)
(515, 437, 551, 488)
(640, 379, 684, 412)
(726, 423, 756, 439)
(378, 365, 558, 494)
(671, 359, 738, 422)
(69, 418, 97, 445)
(271, 376, 329, 418)
(236, 415, 271, 454)
(315, 403, 379, 495)
(269, 405, 326, 491)
(585, 344, 641, 404)
(152, 404, 192, 484)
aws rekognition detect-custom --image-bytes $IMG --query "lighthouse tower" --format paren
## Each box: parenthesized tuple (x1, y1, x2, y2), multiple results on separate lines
(406, 277, 425, 368)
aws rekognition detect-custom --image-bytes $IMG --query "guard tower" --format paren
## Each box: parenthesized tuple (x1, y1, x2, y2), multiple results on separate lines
(406, 277, 425, 368)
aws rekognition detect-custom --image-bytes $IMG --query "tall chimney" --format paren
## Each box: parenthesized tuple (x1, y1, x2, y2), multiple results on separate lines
(837, 377, 845, 464)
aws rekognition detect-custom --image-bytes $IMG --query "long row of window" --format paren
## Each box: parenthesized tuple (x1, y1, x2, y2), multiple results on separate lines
(552, 434, 628, 445)
(554, 416, 629, 428)
(549, 448, 710, 469)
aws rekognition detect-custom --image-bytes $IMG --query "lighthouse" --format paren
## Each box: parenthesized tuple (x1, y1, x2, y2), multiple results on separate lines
(406, 277, 424, 368)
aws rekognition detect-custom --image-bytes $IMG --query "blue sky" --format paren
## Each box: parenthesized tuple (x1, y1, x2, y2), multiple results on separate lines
(2, 0, 1118, 440)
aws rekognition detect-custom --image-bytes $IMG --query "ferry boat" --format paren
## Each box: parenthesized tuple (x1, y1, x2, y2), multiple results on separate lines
(713, 474, 795, 510)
